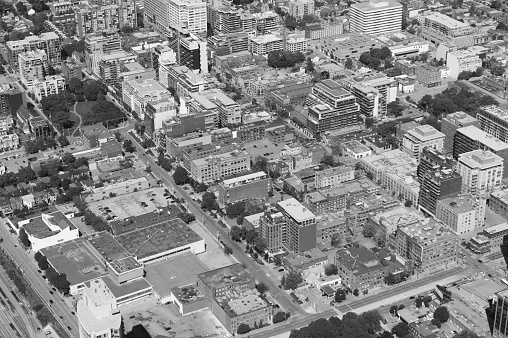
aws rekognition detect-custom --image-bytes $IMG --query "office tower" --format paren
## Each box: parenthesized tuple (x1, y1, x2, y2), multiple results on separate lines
(276, 198, 316, 252)
(457, 150, 503, 196)
(167, 30, 208, 74)
(145, 0, 207, 35)
(441, 111, 479, 154)
(306, 79, 359, 139)
(349, 0, 402, 35)
(477, 105, 508, 144)
(402, 125, 445, 159)
(18, 49, 48, 90)
(453, 125, 508, 177)
(417, 147, 454, 184)
(288, 0, 315, 19)
(77, 279, 122, 338)
(491, 289, 508, 337)
(84, 31, 122, 76)
(420, 12, 485, 48)
(436, 195, 486, 235)
(260, 210, 286, 253)
(419, 166, 461, 217)
(4, 32, 61, 70)
(208, 5, 241, 35)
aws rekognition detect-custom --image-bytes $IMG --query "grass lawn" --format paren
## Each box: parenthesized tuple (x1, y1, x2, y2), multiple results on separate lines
(75, 101, 97, 117)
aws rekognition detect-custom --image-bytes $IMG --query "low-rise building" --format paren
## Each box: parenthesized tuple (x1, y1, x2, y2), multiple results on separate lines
(402, 125, 445, 159)
(190, 150, 251, 183)
(314, 166, 354, 189)
(314, 32, 381, 61)
(283, 248, 328, 272)
(341, 140, 372, 159)
(446, 50, 482, 79)
(33, 75, 66, 102)
(415, 64, 442, 88)
(347, 192, 400, 230)
(217, 172, 271, 207)
(367, 206, 423, 240)
(436, 195, 486, 236)
(481, 222, 508, 253)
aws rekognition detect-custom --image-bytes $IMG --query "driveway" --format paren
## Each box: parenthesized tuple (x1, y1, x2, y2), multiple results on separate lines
(70, 103, 82, 137)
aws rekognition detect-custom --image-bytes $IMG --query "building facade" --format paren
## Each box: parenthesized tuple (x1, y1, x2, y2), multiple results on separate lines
(349, 0, 402, 35)
(277, 198, 316, 252)
(441, 111, 479, 154)
(457, 150, 503, 196)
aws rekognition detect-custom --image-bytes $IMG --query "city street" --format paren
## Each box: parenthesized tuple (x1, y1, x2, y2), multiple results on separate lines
(0, 221, 79, 337)
(128, 133, 307, 316)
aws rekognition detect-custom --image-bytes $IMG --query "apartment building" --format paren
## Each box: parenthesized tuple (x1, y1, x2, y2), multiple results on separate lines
(436, 195, 486, 235)
(304, 22, 343, 40)
(416, 147, 454, 184)
(277, 198, 316, 253)
(421, 12, 485, 48)
(0, 85, 24, 117)
(251, 11, 279, 34)
(457, 150, 503, 196)
(75, 4, 120, 39)
(402, 125, 445, 159)
(207, 33, 250, 58)
(122, 79, 172, 119)
(248, 34, 283, 56)
(453, 125, 508, 178)
(145, 0, 206, 34)
(167, 30, 208, 74)
(418, 167, 461, 217)
(208, 5, 241, 35)
(217, 172, 272, 207)
(349, 0, 402, 35)
(441, 111, 479, 154)
(189, 150, 250, 183)
(18, 49, 48, 90)
(33, 76, 66, 102)
(4, 32, 61, 70)
(316, 32, 381, 61)
(446, 50, 482, 79)
(477, 105, 508, 144)
(200, 88, 241, 126)
(98, 51, 137, 86)
(144, 98, 178, 138)
(84, 31, 122, 76)
(260, 210, 286, 253)
(314, 166, 355, 189)
(288, 0, 315, 19)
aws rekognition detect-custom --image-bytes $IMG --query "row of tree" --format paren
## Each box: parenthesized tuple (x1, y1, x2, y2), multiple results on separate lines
(34, 251, 70, 294)
(267, 50, 305, 68)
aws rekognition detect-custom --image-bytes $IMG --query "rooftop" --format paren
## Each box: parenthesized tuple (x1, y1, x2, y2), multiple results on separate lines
(110, 205, 182, 235)
(101, 275, 152, 299)
(457, 126, 508, 151)
(116, 218, 202, 260)
(192, 150, 250, 167)
(342, 140, 371, 154)
(423, 12, 469, 29)
(222, 291, 268, 316)
(171, 284, 206, 304)
(371, 206, 422, 229)
(336, 246, 383, 275)
(399, 218, 458, 244)
(437, 196, 478, 214)
(406, 125, 444, 141)
(352, 0, 402, 11)
(23, 211, 76, 239)
(222, 171, 267, 186)
(198, 264, 252, 290)
(478, 105, 508, 122)
(444, 111, 478, 126)
(277, 198, 316, 222)
(86, 232, 134, 264)
(284, 248, 327, 268)
(458, 149, 504, 169)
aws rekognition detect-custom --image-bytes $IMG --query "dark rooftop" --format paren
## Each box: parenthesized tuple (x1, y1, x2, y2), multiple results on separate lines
(198, 264, 252, 290)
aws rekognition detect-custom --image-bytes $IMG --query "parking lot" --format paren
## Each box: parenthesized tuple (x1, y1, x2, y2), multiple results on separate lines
(88, 187, 173, 220)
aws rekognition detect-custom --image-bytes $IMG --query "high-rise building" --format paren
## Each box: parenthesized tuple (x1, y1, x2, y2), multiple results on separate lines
(144, 98, 178, 138)
(457, 149, 503, 196)
(208, 4, 241, 35)
(84, 31, 122, 76)
(0, 85, 24, 117)
(18, 49, 48, 90)
(4, 32, 61, 70)
(349, 0, 402, 36)
(122, 79, 172, 119)
(417, 147, 454, 184)
(145, 0, 207, 35)
(491, 289, 508, 337)
(441, 111, 479, 154)
(418, 166, 461, 217)
(436, 195, 486, 235)
(277, 198, 316, 252)
(453, 125, 508, 177)
(75, 4, 121, 39)
(304, 22, 344, 40)
(260, 209, 286, 253)
(420, 12, 486, 48)
(167, 30, 208, 74)
(402, 125, 445, 159)
(77, 279, 122, 338)
(98, 51, 138, 85)
(477, 105, 508, 144)
(288, 0, 315, 19)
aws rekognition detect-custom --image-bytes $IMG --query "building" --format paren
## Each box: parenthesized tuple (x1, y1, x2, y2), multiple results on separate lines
(491, 289, 508, 338)
(453, 125, 508, 177)
(436, 195, 486, 235)
(277, 198, 316, 252)
(248, 34, 283, 56)
(314, 166, 354, 189)
(335, 246, 389, 291)
(341, 140, 373, 159)
(376, 32, 429, 57)
(217, 172, 272, 207)
(145, 0, 207, 35)
(367, 206, 423, 240)
(208, 5, 241, 35)
(418, 167, 461, 217)
(420, 12, 486, 48)
(33, 75, 66, 102)
(347, 191, 400, 230)
(84, 31, 122, 76)
(446, 50, 482, 79)
(304, 22, 343, 40)
(189, 150, 250, 183)
(390, 218, 459, 273)
(416, 147, 454, 184)
(207, 33, 249, 58)
(4, 32, 62, 70)
(441, 112, 479, 154)
(457, 150, 503, 196)
(144, 99, 178, 138)
(283, 248, 328, 272)
(122, 79, 172, 119)
(306, 80, 360, 139)
(316, 32, 382, 61)
(490, 187, 508, 221)
(402, 125, 445, 159)
(18, 49, 48, 90)
(482, 222, 508, 253)
(288, 0, 315, 19)
(167, 30, 208, 74)
(477, 105, 508, 144)
(98, 51, 138, 86)
(349, 0, 402, 35)
(394, 59, 416, 76)
(260, 209, 285, 253)
(75, 0, 137, 38)
(77, 279, 122, 338)
(415, 64, 442, 88)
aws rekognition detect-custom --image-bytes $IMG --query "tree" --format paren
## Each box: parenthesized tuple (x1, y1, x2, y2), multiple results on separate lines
(83, 80, 106, 101)
(284, 270, 303, 290)
(68, 77, 83, 94)
(353, 288, 360, 296)
(173, 166, 189, 185)
(387, 101, 404, 116)
(201, 192, 218, 211)
(379, 331, 394, 338)
(273, 311, 287, 323)
(237, 323, 250, 334)
(433, 306, 450, 323)
(224, 245, 233, 255)
(230, 225, 246, 242)
(330, 233, 342, 248)
(419, 94, 433, 111)
(177, 212, 196, 224)
(267, 50, 305, 68)
(252, 156, 268, 174)
(57, 135, 69, 146)
(17, 166, 36, 183)
(256, 282, 268, 296)
(389, 305, 399, 316)
(334, 288, 347, 303)
(226, 202, 245, 219)
(274, 256, 282, 267)
(141, 139, 154, 149)
(121, 25, 133, 34)
(404, 200, 413, 208)
(431, 318, 442, 328)
(123, 139, 135, 153)
(85, 101, 124, 126)
(391, 322, 410, 337)
(415, 296, 423, 308)
(345, 58, 353, 70)
(306, 57, 315, 73)
(19, 229, 30, 248)
(365, 117, 374, 128)
(34, 251, 42, 262)
(62, 153, 75, 165)
(38, 256, 49, 270)
(362, 223, 377, 237)
(24, 140, 39, 154)
(324, 264, 338, 276)
(454, 330, 482, 338)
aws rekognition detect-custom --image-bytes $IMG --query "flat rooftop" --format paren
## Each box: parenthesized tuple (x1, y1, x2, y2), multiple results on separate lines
(40, 238, 108, 286)
(222, 291, 268, 316)
(86, 232, 130, 262)
(222, 171, 266, 186)
(101, 275, 152, 299)
(423, 12, 469, 29)
(198, 264, 252, 290)
(406, 125, 444, 141)
(171, 284, 206, 304)
(352, 0, 402, 11)
(277, 198, 315, 222)
(457, 126, 508, 151)
(23, 211, 76, 239)
(116, 218, 202, 260)
(110, 205, 182, 236)
(458, 149, 503, 169)
(463, 279, 506, 300)
(479, 105, 508, 122)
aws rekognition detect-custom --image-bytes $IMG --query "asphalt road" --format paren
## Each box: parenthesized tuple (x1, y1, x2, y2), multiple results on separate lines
(0, 222, 79, 337)
(336, 266, 464, 313)
(128, 134, 307, 316)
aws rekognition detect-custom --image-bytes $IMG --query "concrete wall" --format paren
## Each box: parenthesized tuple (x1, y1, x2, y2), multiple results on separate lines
(218, 178, 272, 207)
(136, 239, 206, 265)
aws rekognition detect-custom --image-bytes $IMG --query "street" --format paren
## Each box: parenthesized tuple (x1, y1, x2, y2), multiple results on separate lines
(0, 221, 79, 337)
(127, 133, 307, 316)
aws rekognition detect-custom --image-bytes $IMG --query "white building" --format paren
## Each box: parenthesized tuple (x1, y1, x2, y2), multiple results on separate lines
(341, 140, 373, 159)
(122, 79, 172, 119)
(33, 75, 66, 102)
(288, 0, 315, 19)
(77, 279, 122, 338)
(145, 0, 207, 34)
(436, 196, 486, 236)
(349, 0, 402, 36)
(19, 212, 79, 252)
(249, 34, 283, 56)
(446, 50, 482, 79)
(457, 150, 503, 196)
(402, 125, 444, 159)
(18, 49, 48, 90)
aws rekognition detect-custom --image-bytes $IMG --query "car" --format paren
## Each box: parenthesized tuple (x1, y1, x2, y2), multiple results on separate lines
(478, 259, 483, 263)
(42, 276, 47, 279)
(60, 316, 63, 319)
(409, 296, 415, 300)
(38, 270, 41, 273)
(52, 288, 56, 291)
(488, 273, 493, 278)
(49, 291, 53, 295)
(278, 268, 284, 272)
(14, 244, 17, 247)
(49, 300, 53, 304)
(71, 312, 75, 316)
(67, 326, 72, 331)
(129, 315, 135, 319)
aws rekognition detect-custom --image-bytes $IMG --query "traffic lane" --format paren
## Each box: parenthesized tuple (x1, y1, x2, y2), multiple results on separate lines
(0, 224, 78, 334)
(0, 309, 16, 338)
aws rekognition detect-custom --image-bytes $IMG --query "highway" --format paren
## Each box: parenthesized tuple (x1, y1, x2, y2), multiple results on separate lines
(0, 221, 79, 337)
(127, 133, 307, 316)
